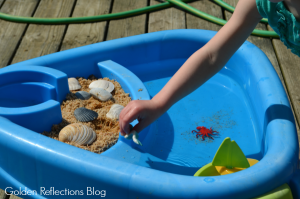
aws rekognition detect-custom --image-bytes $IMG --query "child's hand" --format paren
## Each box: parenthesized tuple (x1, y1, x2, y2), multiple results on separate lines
(119, 99, 163, 136)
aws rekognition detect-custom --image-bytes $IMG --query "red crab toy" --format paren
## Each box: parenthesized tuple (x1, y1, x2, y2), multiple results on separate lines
(192, 126, 219, 141)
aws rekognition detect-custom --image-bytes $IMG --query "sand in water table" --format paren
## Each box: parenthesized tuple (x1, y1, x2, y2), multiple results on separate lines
(42, 75, 131, 154)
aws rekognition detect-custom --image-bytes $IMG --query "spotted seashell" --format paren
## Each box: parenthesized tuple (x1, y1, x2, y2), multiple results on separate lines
(106, 104, 124, 120)
(75, 91, 91, 100)
(74, 107, 98, 122)
(68, 78, 81, 91)
(59, 123, 96, 145)
(89, 88, 112, 101)
(89, 80, 114, 93)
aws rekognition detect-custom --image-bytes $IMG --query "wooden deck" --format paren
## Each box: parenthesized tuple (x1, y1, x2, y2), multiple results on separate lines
(0, 0, 299, 198)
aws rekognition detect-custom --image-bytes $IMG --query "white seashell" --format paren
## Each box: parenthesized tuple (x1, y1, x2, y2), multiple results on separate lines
(124, 130, 142, 146)
(89, 80, 114, 93)
(59, 123, 96, 145)
(89, 88, 112, 101)
(68, 78, 81, 91)
(106, 104, 124, 120)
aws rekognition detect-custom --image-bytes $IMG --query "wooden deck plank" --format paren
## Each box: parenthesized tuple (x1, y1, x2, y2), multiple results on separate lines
(269, 25, 300, 153)
(148, 0, 185, 33)
(0, 0, 4, 7)
(106, 0, 148, 41)
(9, 195, 22, 199)
(0, 189, 6, 199)
(11, 0, 76, 64)
(60, 0, 112, 51)
(186, 0, 223, 31)
(0, 0, 39, 68)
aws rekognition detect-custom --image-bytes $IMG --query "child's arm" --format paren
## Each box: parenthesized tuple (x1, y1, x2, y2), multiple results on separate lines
(119, 0, 262, 136)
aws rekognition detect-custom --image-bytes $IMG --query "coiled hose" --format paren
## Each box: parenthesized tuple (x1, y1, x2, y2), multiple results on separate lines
(0, 0, 278, 38)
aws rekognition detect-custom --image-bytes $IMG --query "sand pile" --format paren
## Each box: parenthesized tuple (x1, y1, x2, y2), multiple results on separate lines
(42, 75, 131, 154)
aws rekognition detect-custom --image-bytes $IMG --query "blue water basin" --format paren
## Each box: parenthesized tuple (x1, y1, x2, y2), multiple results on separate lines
(0, 29, 299, 199)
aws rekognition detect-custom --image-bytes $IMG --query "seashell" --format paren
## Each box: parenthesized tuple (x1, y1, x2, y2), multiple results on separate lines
(74, 107, 98, 122)
(68, 78, 81, 91)
(106, 104, 124, 120)
(59, 123, 96, 145)
(89, 88, 112, 101)
(75, 91, 91, 100)
(89, 80, 114, 93)
(124, 130, 142, 146)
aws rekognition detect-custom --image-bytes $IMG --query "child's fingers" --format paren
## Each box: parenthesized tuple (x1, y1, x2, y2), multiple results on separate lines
(119, 101, 137, 135)
(130, 121, 144, 135)
(119, 102, 141, 135)
(119, 105, 131, 135)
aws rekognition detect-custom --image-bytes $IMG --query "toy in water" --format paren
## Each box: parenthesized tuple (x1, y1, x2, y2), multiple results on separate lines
(192, 126, 219, 141)
(194, 137, 257, 176)
(194, 137, 293, 199)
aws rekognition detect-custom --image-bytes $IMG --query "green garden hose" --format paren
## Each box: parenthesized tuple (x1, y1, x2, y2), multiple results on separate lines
(212, 0, 268, 23)
(0, 0, 278, 38)
(166, 0, 278, 38)
(0, 0, 194, 24)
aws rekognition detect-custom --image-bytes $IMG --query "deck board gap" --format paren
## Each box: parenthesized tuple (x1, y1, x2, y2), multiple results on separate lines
(57, 24, 70, 52)
(6, 0, 42, 66)
(30, 0, 41, 17)
(221, 5, 226, 20)
(57, 0, 78, 52)
(184, 2, 187, 29)
(6, 22, 30, 66)
(145, 0, 150, 33)
(69, 0, 78, 17)
(103, 0, 114, 41)
(0, 0, 5, 9)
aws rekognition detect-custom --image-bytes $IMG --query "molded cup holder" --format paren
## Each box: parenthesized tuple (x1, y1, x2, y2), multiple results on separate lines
(0, 65, 69, 133)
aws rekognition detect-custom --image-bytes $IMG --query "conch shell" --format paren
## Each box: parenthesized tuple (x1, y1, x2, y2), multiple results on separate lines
(59, 123, 96, 145)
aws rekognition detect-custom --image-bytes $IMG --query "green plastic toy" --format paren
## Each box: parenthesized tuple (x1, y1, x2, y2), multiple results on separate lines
(194, 137, 293, 199)
(212, 137, 250, 169)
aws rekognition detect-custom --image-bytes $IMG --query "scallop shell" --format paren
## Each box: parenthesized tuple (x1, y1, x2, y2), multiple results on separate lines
(59, 123, 96, 145)
(106, 104, 124, 120)
(68, 78, 81, 91)
(89, 88, 112, 101)
(89, 80, 114, 93)
(74, 107, 98, 122)
(75, 91, 91, 100)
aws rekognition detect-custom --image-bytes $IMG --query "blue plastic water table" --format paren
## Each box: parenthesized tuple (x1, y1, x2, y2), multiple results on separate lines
(0, 29, 299, 199)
